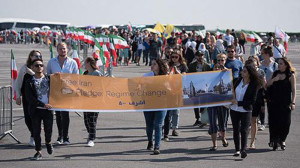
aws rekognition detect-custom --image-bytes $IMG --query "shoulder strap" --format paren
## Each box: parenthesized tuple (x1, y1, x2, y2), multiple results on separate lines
(274, 46, 284, 57)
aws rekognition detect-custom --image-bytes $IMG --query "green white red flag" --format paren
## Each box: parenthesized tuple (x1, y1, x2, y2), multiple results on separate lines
(109, 38, 118, 66)
(95, 34, 109, 47)
(71, 46, 82, 74)
(11, 49, 17, 100)
(84, 31, 95, 45)
(241, 30, 262, 43)
(92, 38, 106, 67)
(108, 34, 129, 49)
(275, 26, 289, 51)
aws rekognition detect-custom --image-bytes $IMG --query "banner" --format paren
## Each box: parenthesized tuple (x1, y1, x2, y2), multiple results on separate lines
(49, 70, 233, 112)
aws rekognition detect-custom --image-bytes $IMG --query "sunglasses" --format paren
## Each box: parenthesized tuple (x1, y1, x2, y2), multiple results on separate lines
(218, 59, 225, 62)
(172, 56, 179, 59)
(227, 51, 234, 53)
(34, 64, 44, 68)
(33, 55, 42, 58)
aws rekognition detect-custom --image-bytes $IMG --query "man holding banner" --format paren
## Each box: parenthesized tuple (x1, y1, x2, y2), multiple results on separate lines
(47, 42, 79, 145)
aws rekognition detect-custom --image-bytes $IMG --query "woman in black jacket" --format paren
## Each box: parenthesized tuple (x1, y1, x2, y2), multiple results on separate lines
(230, 64, 263, 159)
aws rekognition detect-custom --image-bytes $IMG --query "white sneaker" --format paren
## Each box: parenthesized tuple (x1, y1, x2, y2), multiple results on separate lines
(87, 140, 94, 147)
(258, 125, 265, 131)
(29, 137, 35, 147)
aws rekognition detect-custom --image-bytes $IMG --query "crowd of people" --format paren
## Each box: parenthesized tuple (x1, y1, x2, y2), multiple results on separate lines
(14, 27, 296, 160)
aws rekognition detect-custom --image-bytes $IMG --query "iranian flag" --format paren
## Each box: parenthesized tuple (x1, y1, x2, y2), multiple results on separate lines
(216, 28, 226, 39)
(71, 46, 82, 74)
(92, 39, 105, 67)
(95, 34, 109, 48)
(11, 49, 17, 100)
(108, 34, 129, 49)
(102, 40, 110, 67)
(109, 38, 118, 66)
(78, 29, 85, 41)
(241, 30, 262, 43)
(128, 22, 132, 32)
(84, 31, 95, 45)
(275, 26, 289, 51)
(73, 29, 79, 40)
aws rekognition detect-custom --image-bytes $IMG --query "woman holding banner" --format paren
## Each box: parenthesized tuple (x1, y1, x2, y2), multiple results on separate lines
(143, 58, 168, 155)
(15, 50, 43, 147)
(83, 57, 102, 147)
(230, 63, 263, 158)
(162, 49, 188, 141)
(207, 63, 229, 151)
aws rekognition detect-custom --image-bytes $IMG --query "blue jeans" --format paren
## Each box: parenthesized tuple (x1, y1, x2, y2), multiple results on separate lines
(144, 110, 167, 149)
(163, 109, 179, 136)
(207, 106, 229, 134)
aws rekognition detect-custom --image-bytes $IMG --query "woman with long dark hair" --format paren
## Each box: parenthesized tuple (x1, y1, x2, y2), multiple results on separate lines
(83, 57, 102, 147)
(143, 58, 168, 155)
(266, 57, 296, 151)
(230, 64, 263, 158)
(15, 50, 42, 147)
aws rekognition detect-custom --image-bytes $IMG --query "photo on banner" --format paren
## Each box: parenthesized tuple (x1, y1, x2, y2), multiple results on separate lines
(181, 70, 233, 107)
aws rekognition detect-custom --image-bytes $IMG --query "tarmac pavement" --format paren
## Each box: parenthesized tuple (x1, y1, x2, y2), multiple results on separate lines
(0, 43, 300, 168)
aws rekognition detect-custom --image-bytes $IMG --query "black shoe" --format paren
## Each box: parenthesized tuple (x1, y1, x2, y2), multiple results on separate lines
(56, 137, 63, 144)
(209, 146, 217, 151)
(222, 139, 229, 147)
(172, 130, 179, 136)
(46, 143, 53, 155)
(199, 122, 207, 128)
(193, 120, 200, 126)
(233, 151, 240, 157)
(241, 151, 247, 158)
(31, 152, 42, 160)
(268, 142, 274, 147)
(147, 141, 153, 150)
(153, 148, 160, 155)
(63, 137, 70, 145)
(162, 135, 169, 142)
(280, 142, 286, 150)
(272, 144, 278, 151)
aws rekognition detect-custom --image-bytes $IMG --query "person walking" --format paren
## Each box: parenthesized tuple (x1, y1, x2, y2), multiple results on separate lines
(83, 57, 102, 147)
(24, 59, 53, 160)
(143, 58, 168, 155)
(266, 57, 296, 151)
(47, 42, 79, 145)
(15, 50, 42, 147)
(230, 64, 263, 158)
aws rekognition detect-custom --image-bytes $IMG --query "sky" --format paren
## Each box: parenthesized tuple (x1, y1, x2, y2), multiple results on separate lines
(1, 0, 299, 32)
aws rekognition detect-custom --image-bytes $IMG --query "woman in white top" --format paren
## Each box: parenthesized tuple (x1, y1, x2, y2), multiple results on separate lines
(15, 50, 42, 147)
(230, 64, 263, 158)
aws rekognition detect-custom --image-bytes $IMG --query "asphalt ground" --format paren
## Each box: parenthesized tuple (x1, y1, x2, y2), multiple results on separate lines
(0, 43, 300, 168)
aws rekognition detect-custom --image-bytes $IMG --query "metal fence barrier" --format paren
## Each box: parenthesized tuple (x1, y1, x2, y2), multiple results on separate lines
(0, 86, 20, 143)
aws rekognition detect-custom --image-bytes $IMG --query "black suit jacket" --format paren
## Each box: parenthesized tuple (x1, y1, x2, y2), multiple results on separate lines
(233, 78, 259, 111)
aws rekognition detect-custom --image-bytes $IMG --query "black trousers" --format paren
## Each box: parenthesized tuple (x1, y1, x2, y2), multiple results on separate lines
(31, 109, 53, 151)
(55, 111, 70, 140)
(84, 112, 99, 140)
(230, 110, 251, 152)
(22, 97, 33, 137)
(268, 103, 291, 144)
(194, 108, 205, 120)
